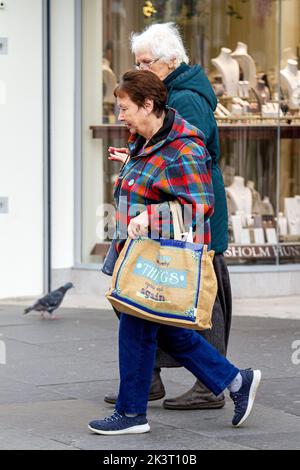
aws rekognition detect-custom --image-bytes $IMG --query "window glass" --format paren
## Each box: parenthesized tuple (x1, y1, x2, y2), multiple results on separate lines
(80, 0, 299, 267)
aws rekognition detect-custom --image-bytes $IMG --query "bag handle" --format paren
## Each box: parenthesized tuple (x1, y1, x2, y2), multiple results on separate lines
(169, 201, 185, 240)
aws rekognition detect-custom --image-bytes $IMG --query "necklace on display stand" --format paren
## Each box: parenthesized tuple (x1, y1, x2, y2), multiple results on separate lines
(247, 180, 262, 215)
(260, 196, 274, 216)
(284, 197, 300, 235)
(211, 48, 239, 97)
(280, 59, 300, 110)
(281, 47, 297, 69)
(226, 176, 252, 226)
(231, 42, 257, 89)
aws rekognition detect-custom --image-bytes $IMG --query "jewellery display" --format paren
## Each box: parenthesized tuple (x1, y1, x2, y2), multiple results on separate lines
(278, 212, 288, 238)
(232, 42, 257, 89)
(222, 165, 235, 187)
(231, 97, 251, 115)
(227, 188, 300, 247)
(253, 228, 265, 245)
(247, 181, 262, 215)
(253, 215, 263, 229)
(265, 228, 278, 244)
(260, 196, 275, 217)
(226, 176, 252, 222)
(102, 58, 118, 123)
(261, 102, 283, 118)
(237, 80, 250, 99)
(211, 48, 240, 97)
(254, 76, 271, 107)
(226, 177, 264, 245)
(240, 228, 251, 245)
(280, 59, 300, 110)
(215, 102, 231, 118)
(284, 197, 300, 236)
(281, 47, 298, 69)
(90, 3, 300, 268)
(214, 41, 300, 257)
(211, 42, 300, 124)
(224, 173, 300, 248)
(231, 214, 243, 244)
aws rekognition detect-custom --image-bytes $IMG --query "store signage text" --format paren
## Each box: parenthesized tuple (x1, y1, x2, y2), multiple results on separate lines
(225, 244, 300, 259)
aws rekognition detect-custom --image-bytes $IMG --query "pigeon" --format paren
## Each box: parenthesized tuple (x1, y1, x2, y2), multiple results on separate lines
(24, 283, 74, 319)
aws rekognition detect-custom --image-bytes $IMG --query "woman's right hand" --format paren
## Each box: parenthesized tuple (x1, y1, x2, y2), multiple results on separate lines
(108, 147, 129, 164)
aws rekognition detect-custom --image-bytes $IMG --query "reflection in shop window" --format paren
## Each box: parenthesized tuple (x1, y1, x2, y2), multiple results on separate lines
(102, 41, 117, 123)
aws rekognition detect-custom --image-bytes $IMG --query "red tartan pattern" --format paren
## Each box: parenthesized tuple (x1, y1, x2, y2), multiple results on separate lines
(113, 110, 215, 253)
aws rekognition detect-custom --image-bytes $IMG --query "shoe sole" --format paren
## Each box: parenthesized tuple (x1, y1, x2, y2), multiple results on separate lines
(88, 423, 150, 435)
(163, 401, 225, 410)
(233, 370, 262, 428)
(104, 392, 165, 405)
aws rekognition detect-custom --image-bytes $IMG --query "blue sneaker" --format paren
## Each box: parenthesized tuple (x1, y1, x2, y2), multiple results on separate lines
(88, 410, 150, 435)
(230, 369, 262, 427)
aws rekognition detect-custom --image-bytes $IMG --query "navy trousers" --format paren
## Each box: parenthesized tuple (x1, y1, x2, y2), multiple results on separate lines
(115, 312, 239, 415)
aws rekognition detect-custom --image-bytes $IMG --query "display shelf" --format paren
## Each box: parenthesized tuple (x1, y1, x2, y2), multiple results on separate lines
(89, 122, 300, 266)
(90, 123, 300, 140)
(90, 125, 129, 140)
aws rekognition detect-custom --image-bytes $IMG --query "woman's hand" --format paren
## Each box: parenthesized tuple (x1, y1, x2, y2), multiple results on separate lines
(108, 147, 129, 163)
(128, 211, 149, 239)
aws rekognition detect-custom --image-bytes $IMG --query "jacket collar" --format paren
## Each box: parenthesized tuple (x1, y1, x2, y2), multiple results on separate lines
(128, 108, 176, 158)
(164, 62, 190, 89)
(129, 108, 175, 158)
(127, 108, 205, 159)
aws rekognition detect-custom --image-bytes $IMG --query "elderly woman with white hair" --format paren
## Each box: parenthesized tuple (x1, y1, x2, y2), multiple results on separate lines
(105, 22, 231, 412)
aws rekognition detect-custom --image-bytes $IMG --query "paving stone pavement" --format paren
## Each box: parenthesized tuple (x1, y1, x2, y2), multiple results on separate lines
(0, 304, 300, 450)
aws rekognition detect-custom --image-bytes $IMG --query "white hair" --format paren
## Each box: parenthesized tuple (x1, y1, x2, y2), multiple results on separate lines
(130, 22, 189, 67)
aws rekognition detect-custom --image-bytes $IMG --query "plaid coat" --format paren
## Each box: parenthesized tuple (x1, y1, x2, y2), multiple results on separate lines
(113, 110, 214, 254)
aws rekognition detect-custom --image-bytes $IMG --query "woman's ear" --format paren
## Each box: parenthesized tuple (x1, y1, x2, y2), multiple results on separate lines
(168, 58, 177, 70)
(144, 98, 154, 114)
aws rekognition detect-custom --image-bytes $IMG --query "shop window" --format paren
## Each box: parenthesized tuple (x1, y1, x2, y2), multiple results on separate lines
(81, 0, 300, 266)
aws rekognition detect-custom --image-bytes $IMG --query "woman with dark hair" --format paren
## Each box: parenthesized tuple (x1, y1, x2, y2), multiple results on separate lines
(88, 70, 261, 435)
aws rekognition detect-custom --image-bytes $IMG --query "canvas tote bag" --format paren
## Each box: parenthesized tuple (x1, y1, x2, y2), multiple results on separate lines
(105, 201, 217, 330)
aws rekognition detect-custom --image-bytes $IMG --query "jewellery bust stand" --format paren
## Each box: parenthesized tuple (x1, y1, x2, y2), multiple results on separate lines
(102, 57, 118, 124)
(284, 196, 300, 235)
(247, 180, 262, 215)
(280, 59, 300, 110)
(255, 79, 270, 106)
(260, 196, 274, 216)
(281, 47, 297, 69)
(211, 48, 239, 97)
(102, 58, 117, 103)
(278, 212, 288, 237)
(226, 176, 252, 225)
(231, 42, 257, 89)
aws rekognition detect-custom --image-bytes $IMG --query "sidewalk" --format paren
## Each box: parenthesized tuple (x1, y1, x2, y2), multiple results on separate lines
(2, 294, 300, 319)
(0, 299, 300, 450)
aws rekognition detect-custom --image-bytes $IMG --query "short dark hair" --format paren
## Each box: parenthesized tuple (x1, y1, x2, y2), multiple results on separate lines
(114, 70, 167, 117)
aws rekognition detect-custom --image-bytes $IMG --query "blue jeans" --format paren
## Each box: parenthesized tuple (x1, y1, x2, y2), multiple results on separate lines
(115, 313, 239, 415)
